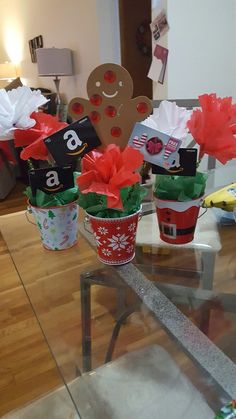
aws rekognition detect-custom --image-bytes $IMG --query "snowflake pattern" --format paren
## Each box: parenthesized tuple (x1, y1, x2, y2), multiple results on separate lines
(102, 248, 112, 256)
(108, 233, 129, 251)
(126, 245, 134, 254)
(93, 232, 102, 246)
(98, 226, 108, 235)
(128, 222, 136, 233)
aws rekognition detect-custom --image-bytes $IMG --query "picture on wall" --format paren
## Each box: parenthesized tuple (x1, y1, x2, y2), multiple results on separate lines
(29, 35, 43, 63)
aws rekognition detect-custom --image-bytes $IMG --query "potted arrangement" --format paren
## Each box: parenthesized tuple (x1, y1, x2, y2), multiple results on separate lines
(15, 112, 80, 251)
(77, 144, 145, 265)
(154, 172, 207, 244)
(153, 94, 236, 244)
(0, 86, 80, 250)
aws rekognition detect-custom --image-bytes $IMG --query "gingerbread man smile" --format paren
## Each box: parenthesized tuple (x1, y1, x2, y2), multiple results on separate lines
(68, 63, 152, 148)
(102, 90, 118, 98)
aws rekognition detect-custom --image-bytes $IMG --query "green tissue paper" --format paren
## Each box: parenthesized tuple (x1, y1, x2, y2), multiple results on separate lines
(78, 183, 146, 218)
(154, 172, 207, 201)
(25, 172, 80, 207)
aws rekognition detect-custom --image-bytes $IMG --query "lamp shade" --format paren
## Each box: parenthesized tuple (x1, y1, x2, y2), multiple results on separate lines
(36, 48, 73, 76)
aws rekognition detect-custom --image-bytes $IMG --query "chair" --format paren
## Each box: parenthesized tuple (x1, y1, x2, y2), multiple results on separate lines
(136, 204, 221, 291)
(4, 346, 214, 419)
(152, 98, 199, 109)
(0, 149, 15, 200)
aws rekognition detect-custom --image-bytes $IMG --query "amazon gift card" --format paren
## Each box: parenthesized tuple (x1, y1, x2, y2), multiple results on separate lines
(152, 148, 197, 176)
(29, 166, 74, 196)
(44, 117, 101, 166)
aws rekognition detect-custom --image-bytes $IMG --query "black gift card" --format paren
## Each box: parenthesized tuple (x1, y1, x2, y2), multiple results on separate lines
(29, 166, 74, 196)
(152, 148, 197, 176)
(44, 117, 101, 166)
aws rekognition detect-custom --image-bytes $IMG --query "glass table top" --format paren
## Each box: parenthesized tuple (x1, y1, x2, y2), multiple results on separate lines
(0, 195, 236, 418)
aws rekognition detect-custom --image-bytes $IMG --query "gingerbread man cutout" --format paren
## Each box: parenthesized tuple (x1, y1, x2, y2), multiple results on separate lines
(68, 63, 152, 149)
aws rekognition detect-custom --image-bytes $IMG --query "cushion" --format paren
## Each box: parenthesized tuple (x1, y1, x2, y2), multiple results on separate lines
(3, 345, 214, 418)
(4, 77, 23, 91)
(3, 386, 79, 419)
(69, 345, 214, 419)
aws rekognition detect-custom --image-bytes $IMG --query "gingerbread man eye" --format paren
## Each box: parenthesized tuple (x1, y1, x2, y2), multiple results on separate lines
(95, 81, 101, 87)
(119, 81, 123, 87)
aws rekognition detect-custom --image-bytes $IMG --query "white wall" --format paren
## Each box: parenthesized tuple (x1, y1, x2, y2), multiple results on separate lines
(167, 0, 236, 100)
(96, 0, 121, 65)
(0, 0, 120, 101)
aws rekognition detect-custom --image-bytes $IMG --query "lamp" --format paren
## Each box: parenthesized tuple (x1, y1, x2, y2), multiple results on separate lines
(36, 47, 73, 116)
(0, 62, 17, 81)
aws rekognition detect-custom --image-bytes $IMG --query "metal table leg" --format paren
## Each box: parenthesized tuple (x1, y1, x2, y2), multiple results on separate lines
(80, 272, 92, 372)
(201, 251, 216, 291)
(80, 268, 128, 372)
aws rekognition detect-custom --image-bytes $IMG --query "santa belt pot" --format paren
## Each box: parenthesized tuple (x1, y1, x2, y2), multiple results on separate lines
(155, 197, 203, 239)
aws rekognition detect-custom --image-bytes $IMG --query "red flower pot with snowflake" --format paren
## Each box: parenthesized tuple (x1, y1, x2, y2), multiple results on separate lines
(77, 144, 145, 265)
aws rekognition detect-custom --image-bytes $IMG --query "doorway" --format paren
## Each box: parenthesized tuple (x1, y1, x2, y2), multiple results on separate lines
(119, 0, 152, 99)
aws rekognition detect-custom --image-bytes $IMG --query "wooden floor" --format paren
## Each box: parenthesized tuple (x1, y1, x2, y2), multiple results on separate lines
(0, 183, 62, 415)
(0, 181, 27, 216)
(0, 182, 236, 415)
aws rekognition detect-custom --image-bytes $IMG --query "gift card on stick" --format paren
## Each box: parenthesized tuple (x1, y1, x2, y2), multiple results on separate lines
(128, 124, 182, 169)
(29, 166, 74, 196)
(152, 148, 197, 176)
(44, 117, 101, 166)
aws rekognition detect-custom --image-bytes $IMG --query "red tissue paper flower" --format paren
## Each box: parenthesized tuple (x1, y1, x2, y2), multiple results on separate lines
(187, 94, 236, 164)
(77, 144, 144, 210)
(14, 112, 67, 160)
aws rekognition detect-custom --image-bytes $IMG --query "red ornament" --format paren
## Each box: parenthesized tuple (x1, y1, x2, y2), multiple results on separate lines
(104, 70, 116, 83)
(105, 106, 117, 118)
(111, 126, 122, 137)
(137, 102, 148, 114)
(90, 111, 101, 123)
(90, 94, 102, 106)
(72, 102, 84, 115)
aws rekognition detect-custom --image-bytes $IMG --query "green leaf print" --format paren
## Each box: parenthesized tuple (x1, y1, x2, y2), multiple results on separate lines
(48, 210, 56, 219)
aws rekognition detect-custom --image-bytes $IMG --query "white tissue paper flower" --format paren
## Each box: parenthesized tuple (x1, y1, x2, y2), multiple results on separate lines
(141, 100, 192, 141)
(0, 86, 48, 140)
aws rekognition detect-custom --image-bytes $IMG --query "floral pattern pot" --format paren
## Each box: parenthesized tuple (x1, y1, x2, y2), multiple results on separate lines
(28, 201, 78, 250)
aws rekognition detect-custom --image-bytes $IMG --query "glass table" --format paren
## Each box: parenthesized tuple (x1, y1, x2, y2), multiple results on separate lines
(0, 186, 236, 418)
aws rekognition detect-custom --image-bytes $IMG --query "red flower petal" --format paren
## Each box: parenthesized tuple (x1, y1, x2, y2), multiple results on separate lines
(14, 112, 67, 151)
(187, 93, 236, 164)
(20, 136, 49, 160)
(78, 144, 143, 210)
(77, 170, 102, 191)
(82, 182, 123, 209)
